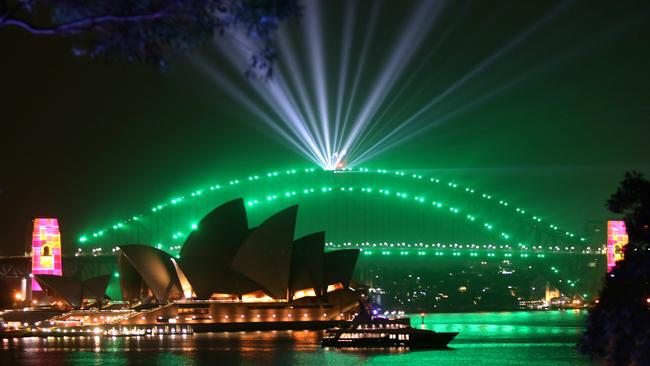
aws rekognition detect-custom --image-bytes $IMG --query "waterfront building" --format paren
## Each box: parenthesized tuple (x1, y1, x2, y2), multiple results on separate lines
(26, 199, 361, 332)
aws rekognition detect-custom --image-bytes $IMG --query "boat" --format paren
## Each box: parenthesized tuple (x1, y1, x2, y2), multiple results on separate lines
(321, 303, 458, 349)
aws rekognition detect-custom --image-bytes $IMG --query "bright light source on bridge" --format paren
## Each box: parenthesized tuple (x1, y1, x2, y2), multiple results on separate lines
(322, 150, 348, 171)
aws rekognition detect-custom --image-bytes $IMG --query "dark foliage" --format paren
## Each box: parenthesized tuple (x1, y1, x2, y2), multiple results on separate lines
(0, 0, 301, 75)
(606, 171, 650, 244)
(580, 171, 650, 365)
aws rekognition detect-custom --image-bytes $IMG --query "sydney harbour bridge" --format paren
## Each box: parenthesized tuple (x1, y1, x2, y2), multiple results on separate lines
(1, 166, 606, 309)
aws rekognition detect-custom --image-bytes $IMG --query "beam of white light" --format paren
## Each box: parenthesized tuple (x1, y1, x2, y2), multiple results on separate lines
(192, 57, 320, 164)
(331, 0, 358, 166)
(334, 0, 381, 160)
(266, 80, 330, 166)
(350, 0, 644, 167)
(268, 72, 328, 164)
(348, 3, 512, 159)
(348, 0, 575, 167)
(339, 0, 447, 159)
(345, 4, 468, 162)
(196, 0, 585, 172)
(304, 0, 332, 166)
(350, 11, 640, 167)
(214, 35, 329, 167)
(239, 55, 328, 167)
(275, 28, 329, 163)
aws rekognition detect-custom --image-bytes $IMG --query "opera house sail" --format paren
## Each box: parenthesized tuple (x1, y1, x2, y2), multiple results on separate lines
(37, 199, 361, 332)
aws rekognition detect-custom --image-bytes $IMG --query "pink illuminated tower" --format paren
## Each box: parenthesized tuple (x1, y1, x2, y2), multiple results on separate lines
(31, 218, 63, 290)
(606, 220, 629, 272)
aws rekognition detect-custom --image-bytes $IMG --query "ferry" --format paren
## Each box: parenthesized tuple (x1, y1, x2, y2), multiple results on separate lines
(322, 307, 458, 349)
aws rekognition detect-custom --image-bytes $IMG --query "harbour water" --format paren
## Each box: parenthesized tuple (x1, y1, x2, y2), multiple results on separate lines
(0, 311, 593, 365)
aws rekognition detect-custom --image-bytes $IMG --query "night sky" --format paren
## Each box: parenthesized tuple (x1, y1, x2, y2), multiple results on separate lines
(1, 0, 649, 255)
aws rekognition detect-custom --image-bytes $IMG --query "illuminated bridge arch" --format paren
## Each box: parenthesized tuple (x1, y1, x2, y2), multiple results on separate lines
(78, 166, 588, 257)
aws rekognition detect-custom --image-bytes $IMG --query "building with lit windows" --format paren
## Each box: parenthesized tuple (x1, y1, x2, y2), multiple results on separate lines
(34, 199, 361, 331)
(606, 220, 628, 272)
(31, 218, 63, 291)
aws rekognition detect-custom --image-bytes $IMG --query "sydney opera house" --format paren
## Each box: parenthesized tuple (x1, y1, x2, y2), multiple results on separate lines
(29, 199, 361, 332)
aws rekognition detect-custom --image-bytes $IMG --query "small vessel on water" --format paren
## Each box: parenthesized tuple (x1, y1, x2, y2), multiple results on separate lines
(322, 303, 458, 349)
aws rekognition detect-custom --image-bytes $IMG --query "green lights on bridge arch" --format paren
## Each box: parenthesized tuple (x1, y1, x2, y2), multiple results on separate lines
(330, 243, 586, 259)
(77, 165, 587, 245)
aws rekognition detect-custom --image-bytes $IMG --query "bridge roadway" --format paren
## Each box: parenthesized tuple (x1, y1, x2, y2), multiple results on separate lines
(0, 245, 605, 279)
(0, 255, 116, 279)
(0, 246, 606, 309)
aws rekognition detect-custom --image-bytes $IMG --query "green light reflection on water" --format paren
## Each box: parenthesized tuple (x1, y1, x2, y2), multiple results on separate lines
(3, 312, 593, 366)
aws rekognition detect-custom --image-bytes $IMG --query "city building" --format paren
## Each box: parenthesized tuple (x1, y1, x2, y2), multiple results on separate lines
(23, 199, 361, 333)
